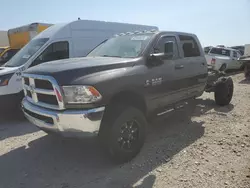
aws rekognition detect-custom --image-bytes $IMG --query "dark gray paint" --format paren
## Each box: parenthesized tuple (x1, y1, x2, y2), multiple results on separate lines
(24, 31, 208, 114)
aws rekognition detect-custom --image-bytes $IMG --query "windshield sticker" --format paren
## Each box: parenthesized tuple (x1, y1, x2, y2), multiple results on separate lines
(22, 55, 31, 59)
(131, 36, 149, 41)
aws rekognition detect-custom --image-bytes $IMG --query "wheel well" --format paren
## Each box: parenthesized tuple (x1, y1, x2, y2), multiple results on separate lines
(108, 91, 147, 115)
(220, 63, 226, 68)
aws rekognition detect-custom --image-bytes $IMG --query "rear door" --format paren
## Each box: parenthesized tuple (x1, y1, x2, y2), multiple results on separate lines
(175, 35, 207, 99)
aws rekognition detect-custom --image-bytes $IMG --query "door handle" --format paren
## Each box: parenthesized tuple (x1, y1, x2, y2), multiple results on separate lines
(175, 65, 184, 69)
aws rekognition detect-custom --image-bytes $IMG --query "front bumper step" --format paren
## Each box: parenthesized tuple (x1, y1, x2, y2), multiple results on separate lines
(21, 98, 105, 137)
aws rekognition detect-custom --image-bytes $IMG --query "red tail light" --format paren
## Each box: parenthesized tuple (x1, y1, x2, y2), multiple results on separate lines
(211, 58, 216, 65)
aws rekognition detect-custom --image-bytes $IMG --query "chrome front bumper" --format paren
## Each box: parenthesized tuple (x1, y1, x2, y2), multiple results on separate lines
(21, 98, 105, 137)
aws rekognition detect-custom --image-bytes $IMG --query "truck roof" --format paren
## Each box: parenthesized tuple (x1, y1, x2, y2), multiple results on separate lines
(211, 46, 239, 52)
(113, 30, 198, 38)
(33, 20, 159, 41)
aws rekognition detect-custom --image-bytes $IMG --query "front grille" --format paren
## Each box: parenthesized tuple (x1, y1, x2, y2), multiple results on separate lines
(23, 108, 54, 124)
(37, 93, 58, 105)
(22, 74, 64, 110)
(35, 79, 53, 90)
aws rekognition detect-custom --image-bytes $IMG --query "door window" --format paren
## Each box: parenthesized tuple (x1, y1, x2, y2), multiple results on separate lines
(31, 41, 69, 67)
(179, 35, 201, 57)
(154, 36, 178, 58)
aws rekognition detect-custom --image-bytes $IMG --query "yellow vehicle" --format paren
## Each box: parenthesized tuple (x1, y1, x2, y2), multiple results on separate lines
(0, 47, 19, 65)
(0, 23, 52, 65)
(0, 46, 8, 55)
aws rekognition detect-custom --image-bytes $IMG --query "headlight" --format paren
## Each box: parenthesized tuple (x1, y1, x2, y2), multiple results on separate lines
(0, 73, 13, 86)
(62, 85, 102, 104)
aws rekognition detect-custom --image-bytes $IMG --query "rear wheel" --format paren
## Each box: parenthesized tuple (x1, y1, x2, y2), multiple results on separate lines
(99, 104, 147, 163)
(219, 64, 227, 72)
(214, 77, 234, 106)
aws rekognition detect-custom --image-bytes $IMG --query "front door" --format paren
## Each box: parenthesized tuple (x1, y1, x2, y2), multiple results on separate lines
(145, 35, 179, 110)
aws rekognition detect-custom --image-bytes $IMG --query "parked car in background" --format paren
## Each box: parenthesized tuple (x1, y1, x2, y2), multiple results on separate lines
(204, 46, 213, 54)
(205, 46, 243, 71)
(230, 45, 245, 56)
(239, 44, 250, 78)
(0, 19, 158, 111)
(0, 46, 8, 55)
(0, 47, 19, 65)
(216, 45, 226, 48)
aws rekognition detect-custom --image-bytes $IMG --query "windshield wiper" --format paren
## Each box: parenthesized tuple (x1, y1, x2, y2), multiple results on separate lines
(101, 55, 122, 58)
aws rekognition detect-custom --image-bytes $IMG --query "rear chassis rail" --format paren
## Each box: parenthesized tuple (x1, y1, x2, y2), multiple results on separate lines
(205, 66, 227, 93)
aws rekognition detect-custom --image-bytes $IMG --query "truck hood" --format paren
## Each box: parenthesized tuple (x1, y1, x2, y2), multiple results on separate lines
(24, 56, 138, 85)
(0, 66, 20, 75)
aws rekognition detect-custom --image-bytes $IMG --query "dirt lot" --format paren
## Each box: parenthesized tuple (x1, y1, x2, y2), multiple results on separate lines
(0, 73, 249, 188)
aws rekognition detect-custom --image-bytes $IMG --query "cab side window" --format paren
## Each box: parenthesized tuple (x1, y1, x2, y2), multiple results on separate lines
(232, 51, 238, 58)
(154, 36, 178, 58)
(179, 35, 200, 57)
(31, 41, 69, 67)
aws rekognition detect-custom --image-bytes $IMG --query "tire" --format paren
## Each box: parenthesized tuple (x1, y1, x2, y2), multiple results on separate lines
(99, 104, 147, 163)
(219, 64, 227, 72)
(214, 77, 234, 106)
(244, 65, 250, 78)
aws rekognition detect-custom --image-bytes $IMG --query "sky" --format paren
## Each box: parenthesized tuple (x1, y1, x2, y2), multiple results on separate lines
(2, 0, 250, 47)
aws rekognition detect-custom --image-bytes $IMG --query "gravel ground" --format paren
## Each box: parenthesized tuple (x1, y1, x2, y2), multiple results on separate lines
(0, 72, 249, 188)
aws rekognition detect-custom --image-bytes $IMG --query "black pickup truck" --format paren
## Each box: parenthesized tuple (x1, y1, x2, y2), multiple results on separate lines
(21, 30, 234, 162)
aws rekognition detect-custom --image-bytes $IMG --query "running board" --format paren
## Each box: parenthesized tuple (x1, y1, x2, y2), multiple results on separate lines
(157, 101, 187, 116)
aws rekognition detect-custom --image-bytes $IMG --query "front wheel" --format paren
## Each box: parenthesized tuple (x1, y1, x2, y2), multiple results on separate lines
(214, 77, 234, 106)
(99, 105, 147, 163)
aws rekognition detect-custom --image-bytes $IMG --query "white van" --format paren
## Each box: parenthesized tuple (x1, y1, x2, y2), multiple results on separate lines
(0, 20, 158, 110)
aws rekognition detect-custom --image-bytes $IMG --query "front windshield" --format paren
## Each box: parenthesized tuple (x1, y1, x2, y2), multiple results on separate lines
(87, 33, 153, 58)
(4, 38, 49, 67)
